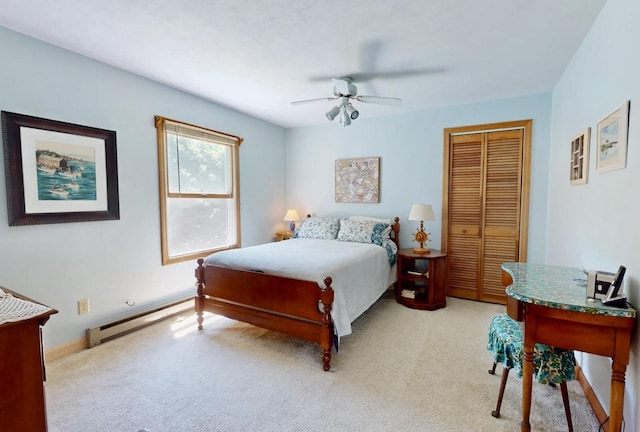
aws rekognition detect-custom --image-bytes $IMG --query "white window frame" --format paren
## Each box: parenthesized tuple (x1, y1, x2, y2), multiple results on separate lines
(155, 115, 242, 265)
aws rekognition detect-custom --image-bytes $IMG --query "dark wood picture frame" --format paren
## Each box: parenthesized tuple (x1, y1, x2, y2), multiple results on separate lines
(2, 111, 119, 226)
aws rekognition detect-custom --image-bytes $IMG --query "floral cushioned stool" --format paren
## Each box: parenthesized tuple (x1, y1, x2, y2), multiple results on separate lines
(487, 313, 576, 431)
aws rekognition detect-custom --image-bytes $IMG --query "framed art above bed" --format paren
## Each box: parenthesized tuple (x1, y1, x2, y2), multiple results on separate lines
(335, 157, 380, 203)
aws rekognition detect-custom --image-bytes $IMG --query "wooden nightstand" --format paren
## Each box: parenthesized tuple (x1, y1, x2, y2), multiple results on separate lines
(396, 249, 448, 310)
(275, 231, 294, 241)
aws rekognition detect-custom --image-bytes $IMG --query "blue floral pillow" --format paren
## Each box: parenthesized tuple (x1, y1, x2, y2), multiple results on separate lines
(371, 223, 391, 246)
(337, 219, 390, 246)
(293, 217, 340, 240)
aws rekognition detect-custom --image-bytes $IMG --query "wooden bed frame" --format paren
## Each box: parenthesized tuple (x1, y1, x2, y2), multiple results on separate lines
(195, 216, 400, 371)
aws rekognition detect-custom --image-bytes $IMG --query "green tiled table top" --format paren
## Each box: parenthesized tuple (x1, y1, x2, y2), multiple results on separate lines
(502, 262, 636, 318)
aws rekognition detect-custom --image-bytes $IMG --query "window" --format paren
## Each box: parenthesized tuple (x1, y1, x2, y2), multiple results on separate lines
(155, 116, 242, 265)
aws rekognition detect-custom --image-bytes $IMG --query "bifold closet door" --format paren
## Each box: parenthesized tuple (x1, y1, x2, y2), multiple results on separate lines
(447, 133, 483, 301)
(481, 129, 523, 302)
(443, 123, 529, 304)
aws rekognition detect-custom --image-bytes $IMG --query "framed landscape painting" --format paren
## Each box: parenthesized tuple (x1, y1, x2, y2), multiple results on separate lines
(2, 111, 119, 226)
(596, 100, 630, 174)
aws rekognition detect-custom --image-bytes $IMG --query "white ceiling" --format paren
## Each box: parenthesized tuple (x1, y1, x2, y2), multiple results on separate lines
(0, 0, 606, 128)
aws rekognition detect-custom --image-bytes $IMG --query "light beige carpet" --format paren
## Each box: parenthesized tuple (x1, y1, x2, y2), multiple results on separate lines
(45, 292, 600, 431)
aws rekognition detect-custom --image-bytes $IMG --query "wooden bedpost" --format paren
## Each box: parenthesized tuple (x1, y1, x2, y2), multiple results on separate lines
(195, 258, 205, 330)
(391, 216, 400, 247)
(320, 276, 334, 371)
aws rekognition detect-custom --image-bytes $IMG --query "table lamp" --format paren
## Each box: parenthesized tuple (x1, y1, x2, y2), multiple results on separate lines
(283, 209, 300, 233)
(408, 204, 435, 254)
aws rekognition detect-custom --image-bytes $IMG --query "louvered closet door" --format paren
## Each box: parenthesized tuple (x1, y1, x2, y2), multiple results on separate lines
(447, 133, 483, 300)
(481, 129, 523, 302)
(443, 121, 530, 304)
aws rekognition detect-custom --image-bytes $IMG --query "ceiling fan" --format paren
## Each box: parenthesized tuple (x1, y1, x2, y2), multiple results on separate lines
(291, 77, 401, 127)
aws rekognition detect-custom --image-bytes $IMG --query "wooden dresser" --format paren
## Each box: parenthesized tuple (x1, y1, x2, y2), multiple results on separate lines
(0, 287, 57, 432)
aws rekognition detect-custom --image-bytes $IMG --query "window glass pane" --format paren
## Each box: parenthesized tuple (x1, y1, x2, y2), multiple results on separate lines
(165, 197, 235, 257)
(167, 132, 231, 194)
(156, 115, 240, 265)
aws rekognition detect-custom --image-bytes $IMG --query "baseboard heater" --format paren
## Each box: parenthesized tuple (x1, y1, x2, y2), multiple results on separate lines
(86, 296, 194, 348)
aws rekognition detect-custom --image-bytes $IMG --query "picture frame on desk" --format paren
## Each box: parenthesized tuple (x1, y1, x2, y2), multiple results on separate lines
(1, 111, 120, 226)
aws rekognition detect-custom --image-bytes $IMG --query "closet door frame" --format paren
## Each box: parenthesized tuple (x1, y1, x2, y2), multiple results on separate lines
(441, 120, 532, 301)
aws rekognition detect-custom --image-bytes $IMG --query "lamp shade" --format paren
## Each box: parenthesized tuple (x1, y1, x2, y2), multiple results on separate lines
(408, 204, 435, 222)
(283, 209, 300, 222)
(284, 209, 300, 232)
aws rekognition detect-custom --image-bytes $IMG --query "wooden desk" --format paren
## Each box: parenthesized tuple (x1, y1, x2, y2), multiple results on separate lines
(501, 263, 636, 432)
(0, 287, 57, 432)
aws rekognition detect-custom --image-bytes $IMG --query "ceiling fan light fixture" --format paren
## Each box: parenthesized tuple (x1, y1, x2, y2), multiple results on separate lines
(339, 107, 351, 126)
(293, 77, 401, 126)
(346, 103, 359, 120)
(326, 105, 340, 121)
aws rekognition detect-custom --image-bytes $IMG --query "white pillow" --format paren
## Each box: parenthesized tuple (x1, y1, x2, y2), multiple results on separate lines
(348, 215, 391, 225)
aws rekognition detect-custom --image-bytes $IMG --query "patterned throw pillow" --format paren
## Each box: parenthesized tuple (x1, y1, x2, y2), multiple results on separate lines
(337, 219, 390, 245)
(294, 217, 340, 240)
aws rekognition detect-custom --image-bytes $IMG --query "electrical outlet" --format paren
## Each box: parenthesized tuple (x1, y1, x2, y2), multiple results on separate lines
(78, 298, 90, 315)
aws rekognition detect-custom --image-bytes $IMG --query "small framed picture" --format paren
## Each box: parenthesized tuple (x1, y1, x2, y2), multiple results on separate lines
(596, 100, 630, 174)
(569, 128, 590, 185)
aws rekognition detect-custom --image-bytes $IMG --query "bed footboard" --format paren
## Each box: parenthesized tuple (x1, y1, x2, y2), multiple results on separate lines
(195, 258, 335, 371)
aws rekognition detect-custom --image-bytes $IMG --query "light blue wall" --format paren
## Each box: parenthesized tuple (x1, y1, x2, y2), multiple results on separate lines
(4, 2, 637, 425)
(286, 93, 552, 260)
(0, 27, 287, 349)
(548, 0, 640, 428)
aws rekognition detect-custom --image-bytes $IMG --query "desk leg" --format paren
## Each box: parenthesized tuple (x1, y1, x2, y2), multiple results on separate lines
(609, 362, 627, 432)
(521, 345, 533, 432)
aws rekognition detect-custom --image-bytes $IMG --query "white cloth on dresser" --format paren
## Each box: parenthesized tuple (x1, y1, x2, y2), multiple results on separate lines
(0, 290, 53, 325)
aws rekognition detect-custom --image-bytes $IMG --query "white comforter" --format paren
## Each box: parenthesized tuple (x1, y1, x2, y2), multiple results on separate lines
(204, 238, 396, 338)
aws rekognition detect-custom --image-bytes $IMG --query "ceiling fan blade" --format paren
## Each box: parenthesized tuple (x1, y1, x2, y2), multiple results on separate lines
(310, 67, 446, 84)
(355, 95, 402, 106)
(291, 97, 336, 105)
